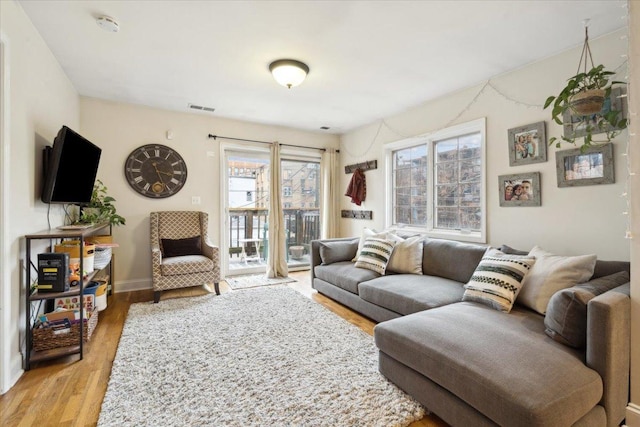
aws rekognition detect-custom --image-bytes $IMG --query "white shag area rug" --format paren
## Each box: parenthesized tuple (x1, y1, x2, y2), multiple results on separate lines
(98, 286, 424, 427)
(225, 274, 296, 290)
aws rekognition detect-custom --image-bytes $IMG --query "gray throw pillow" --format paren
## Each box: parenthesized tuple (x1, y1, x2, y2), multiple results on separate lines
(498, 244, 529, 256)
(544, 271, 630, 348)
(319, 240, 358, 265)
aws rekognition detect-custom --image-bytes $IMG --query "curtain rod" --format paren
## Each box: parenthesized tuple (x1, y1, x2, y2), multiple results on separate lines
(207, 134, 339, 153)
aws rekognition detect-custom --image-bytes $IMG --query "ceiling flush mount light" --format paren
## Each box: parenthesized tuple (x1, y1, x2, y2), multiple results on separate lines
(269, 59, 309, 89)
(96, 16, 119, 33)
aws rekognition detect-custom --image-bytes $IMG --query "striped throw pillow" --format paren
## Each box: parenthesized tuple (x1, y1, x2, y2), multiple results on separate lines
(463, 248, 536, 313)
(354, 237, 396, 275)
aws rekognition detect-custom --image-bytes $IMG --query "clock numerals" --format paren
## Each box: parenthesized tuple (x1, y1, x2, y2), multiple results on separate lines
(124, 144, 187, 199)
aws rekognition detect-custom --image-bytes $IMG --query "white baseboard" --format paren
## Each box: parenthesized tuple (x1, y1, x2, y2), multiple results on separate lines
(626, 403, 640, 427)
(114, 278, 152, 293)
(1, 353, 23, 395)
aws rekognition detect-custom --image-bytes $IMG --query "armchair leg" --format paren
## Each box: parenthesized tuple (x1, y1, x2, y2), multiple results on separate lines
(214, 282, 220, 295)
(153, 291, 161, 303)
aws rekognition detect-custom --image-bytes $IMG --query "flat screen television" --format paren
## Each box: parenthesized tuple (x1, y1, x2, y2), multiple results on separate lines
(41, 125, 102, 204)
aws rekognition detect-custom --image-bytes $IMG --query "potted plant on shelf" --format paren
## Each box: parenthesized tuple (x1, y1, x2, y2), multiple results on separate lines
(78, 179, 126, 226)
(544, 64, 627, 150)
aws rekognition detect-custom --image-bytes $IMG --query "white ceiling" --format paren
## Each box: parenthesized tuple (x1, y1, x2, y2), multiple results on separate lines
(18, 1, 626, 134)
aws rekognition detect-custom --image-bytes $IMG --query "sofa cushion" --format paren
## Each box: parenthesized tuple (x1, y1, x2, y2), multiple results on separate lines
(318, 239, 358, 265)
(518, 246, 597, 314)
(462, 248, 536, 313)
(375, 302, 602, 427)
(161, 255, 213, 276)
(592, 260, 631, 279)
(314, 261, 379, 294)
(359, 275, 464, 315)
(499, 244, 529, 256)
(422, 239, 487, 283)
(545, 271, 630, 348)
(386, 235, 424, 275)
(355, 237, 396, 274)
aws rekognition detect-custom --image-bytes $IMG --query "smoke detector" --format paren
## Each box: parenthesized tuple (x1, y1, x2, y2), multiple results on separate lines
(96, 16, 119, 33)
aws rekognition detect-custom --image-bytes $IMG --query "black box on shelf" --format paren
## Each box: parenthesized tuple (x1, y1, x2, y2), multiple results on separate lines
(37, 253, 69, 293)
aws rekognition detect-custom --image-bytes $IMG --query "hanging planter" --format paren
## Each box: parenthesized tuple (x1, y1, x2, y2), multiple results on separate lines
(569, 88, 606, 115)
(544, 22, 627, 151)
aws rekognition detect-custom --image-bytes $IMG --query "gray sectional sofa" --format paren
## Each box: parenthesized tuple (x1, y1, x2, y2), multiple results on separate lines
(310, 236, 631, 427)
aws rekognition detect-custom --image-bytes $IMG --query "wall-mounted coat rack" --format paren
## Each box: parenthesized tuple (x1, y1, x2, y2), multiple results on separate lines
(344, 160, 377, 174)
(341, 210, 373, 220)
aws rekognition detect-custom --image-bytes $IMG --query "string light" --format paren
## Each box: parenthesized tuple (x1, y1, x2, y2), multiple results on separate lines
(614, 0, 631, 240)
(340, 120, 383, 159)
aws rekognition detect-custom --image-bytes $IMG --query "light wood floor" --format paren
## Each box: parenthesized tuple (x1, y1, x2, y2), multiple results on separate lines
(0, 271, 447, 427)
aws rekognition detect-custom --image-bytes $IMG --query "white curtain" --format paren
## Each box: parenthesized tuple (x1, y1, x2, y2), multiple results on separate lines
(267, 142, 289, 278)
(321, 148, 339, 239)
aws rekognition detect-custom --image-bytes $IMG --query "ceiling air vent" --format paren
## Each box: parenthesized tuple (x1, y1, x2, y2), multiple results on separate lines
(188, 103, 215, 113)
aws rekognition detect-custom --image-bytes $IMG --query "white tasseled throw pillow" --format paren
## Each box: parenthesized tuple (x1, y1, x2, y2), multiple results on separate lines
(354, 237, 396, 275)
(463, 248, 536, 313)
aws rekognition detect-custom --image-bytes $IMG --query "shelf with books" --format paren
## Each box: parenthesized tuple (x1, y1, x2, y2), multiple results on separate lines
(24, 222, 112, 370)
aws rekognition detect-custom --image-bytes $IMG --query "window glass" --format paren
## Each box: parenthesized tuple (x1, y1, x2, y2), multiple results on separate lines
(387, 119, 484, 241)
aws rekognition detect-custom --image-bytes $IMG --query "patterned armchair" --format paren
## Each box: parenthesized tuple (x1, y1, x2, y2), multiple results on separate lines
(150, 211, 221, 303)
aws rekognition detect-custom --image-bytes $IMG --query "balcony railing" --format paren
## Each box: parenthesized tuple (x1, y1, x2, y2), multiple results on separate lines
(228, 208, 320, 258)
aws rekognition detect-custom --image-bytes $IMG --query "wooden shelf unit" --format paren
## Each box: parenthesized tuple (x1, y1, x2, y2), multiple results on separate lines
(24, 222, 112, 370)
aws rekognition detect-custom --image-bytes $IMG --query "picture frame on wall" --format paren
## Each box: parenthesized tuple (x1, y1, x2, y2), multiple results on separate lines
(508, 121, 547, 166)
(563, 87, 627, 139)
(555, 143, 614, 188)
(498, 172, 541, 207)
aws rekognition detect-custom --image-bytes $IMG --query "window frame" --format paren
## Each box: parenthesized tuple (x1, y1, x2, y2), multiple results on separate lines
(384, 118, 486, 243)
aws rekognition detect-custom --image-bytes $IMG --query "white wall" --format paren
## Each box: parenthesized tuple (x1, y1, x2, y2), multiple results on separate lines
(0, 0, 80, 393)
(339, 29, 630, 261)
(80, 97, 339, 291)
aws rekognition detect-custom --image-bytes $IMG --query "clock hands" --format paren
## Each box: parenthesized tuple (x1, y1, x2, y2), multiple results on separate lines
(151, 162, 168, 193)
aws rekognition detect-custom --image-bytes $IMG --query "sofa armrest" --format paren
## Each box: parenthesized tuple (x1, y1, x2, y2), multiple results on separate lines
(586, 283, 630, 427)
(202, 241, 221, 282)
(151, 246, 162, 281)
(202, 240, 218, 259)
(310, 237, 359, 282)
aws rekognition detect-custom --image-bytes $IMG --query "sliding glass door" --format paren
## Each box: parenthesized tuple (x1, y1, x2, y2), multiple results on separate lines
(223, 149, 322, 276)
(281, 159, 321, 270)
(225, 151, 270, 276)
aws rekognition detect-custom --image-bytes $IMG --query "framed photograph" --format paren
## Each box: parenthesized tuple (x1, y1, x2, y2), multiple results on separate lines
(563, 87, 627, 139)
(555, 143, 614, 188)
(508, 121, 547, 166)
(498, 172, 541, 207)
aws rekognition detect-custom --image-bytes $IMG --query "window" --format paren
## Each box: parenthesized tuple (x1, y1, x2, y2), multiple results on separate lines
(434, 133, 482, 232)
(385, 118, 486, 242)
(283, 186, 292, 197)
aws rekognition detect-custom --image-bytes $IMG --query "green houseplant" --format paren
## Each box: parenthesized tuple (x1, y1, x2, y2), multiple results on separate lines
(78, 179, 126, 226)
(544, 64, 627, 151)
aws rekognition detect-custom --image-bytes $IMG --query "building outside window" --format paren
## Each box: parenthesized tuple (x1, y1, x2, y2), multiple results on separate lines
(386, 118, 486, 242)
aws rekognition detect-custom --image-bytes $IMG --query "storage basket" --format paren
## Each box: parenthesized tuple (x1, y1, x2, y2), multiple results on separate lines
(93, 246, 112, 270)
(55, 240, 95, 273)
(32, 310, 98, 352)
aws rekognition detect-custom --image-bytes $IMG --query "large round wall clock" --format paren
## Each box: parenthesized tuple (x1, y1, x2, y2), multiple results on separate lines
(124, 144, 188, 198)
